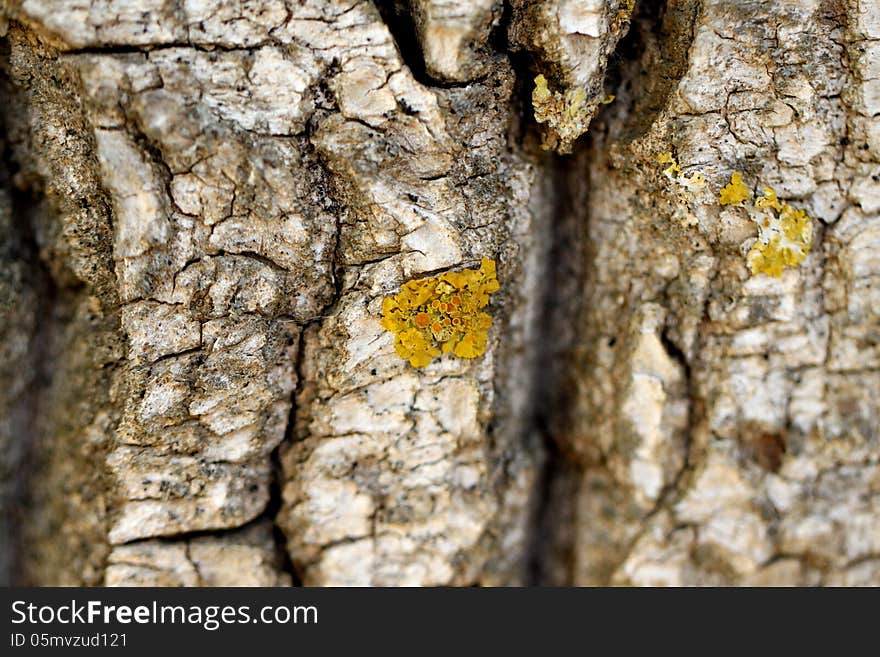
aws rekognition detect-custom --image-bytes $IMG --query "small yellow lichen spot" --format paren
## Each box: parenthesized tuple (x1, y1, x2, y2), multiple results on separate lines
(747, 186, 812, 277)
(612, 0, 636, 30)
(533, 75, 592, 153)
(533, 74, 552, 105)
(380, 258, 500, 368)
(680, 171, 707, 193)
(657, 151, 707, 211)
(719, 172, 752, 206)
(657, 151, 683, 179)
(754, 186, 782, 212)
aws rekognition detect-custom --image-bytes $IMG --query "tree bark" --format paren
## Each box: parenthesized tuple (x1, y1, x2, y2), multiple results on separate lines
(0, 0, 878, 586)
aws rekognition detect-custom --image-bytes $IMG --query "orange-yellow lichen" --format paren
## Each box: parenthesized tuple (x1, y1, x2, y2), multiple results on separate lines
(747, 186, 813, 277)
(718, 172, 752, 206)
(380, 258, 500, 368)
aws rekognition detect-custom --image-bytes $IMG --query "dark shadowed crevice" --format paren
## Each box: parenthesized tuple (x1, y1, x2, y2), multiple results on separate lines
(268, 114, 346, 586)
(269, 328, 311, 587)
(0, 113, 59, 585)
(375, 0, 493, 89)
(525, 428, 575, 585)
(523, 148, 592, 585)
(476, 0, 583, 585)
(268, 343, 302, 585)
(491, 0, 596, 583)
(1, 26, 129, 585)
(106, 515, 279, 546)
(493, 0, 544, 150)
(605, 0, 700, 140)
(518, 0, 701, 584)
(0, 37, 55, 584)
(656, 324, 696, 499)
(5, 199, 58, 587)
(374, 0, 431, 85)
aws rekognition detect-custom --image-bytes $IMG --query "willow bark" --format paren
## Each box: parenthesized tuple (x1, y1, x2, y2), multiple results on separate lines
(0, 0, 877, 586)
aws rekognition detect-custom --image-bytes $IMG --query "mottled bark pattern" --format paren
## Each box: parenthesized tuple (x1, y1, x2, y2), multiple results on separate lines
(0, 0, 877, 586)
(554, 0, 880, 585)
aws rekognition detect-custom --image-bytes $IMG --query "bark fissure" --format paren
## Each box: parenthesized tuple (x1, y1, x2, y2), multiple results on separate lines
(0, 139, 57, 585)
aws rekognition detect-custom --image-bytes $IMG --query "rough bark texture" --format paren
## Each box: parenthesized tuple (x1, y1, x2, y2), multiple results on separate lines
(0, 0, 877, 586)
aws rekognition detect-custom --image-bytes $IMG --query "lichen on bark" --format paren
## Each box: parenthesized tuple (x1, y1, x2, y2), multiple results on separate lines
(0, 0, 878, 588)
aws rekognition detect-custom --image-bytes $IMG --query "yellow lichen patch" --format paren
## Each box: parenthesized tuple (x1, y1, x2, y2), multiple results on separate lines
(658, 151, 706, 191)
(533, 74, 592, 153)
(380, 258, 499, 368)
(747, 186, 813, 277)
(613, 0, 636, 30)
(718, 172, 752, 206)
(657, 151, 682, 178)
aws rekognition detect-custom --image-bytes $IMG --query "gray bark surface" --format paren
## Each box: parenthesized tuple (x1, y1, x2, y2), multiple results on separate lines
(0, 0, 877, 586)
